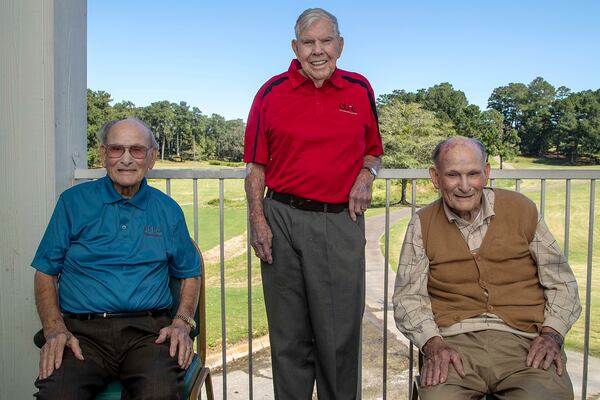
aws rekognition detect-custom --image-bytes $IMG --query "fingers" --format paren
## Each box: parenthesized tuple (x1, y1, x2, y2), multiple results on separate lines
(348, 200, 358, 222)
(67, 336, 84, 361)
(251, 222, 273, 264)
(450, 352, 466, 378)
(527, 335, 563, 375)
(155, 327, 168, 344)
(554, 354, 564, 376)
(39, 332, 72, 380)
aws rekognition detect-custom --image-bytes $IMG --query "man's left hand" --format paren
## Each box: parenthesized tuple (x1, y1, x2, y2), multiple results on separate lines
(348, 169, 374, 221)
(526, 327, 564, 375)
(155, 320, 194, 369)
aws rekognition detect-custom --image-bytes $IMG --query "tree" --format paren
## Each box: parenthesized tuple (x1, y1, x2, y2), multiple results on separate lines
(216, 119, 245, 161)
(476, 109, 519, 168)
(379, 101, 453, 203)
(87, 90, 113, 166)
(141, 101, 175, 160)
(520, 77, 556, 155)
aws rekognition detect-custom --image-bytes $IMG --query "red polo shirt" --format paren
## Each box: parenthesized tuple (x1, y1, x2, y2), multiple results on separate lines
(244, 59, 383, 204)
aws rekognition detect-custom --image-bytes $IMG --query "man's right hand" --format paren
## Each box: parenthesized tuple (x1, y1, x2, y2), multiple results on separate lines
(39, 327, 84, 380)
(421, 336, 465, 386)
(250, 216, 273, 264)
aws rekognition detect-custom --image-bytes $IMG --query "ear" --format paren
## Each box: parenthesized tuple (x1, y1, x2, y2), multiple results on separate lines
(484, 162, 491, 183)
(338, 36, 344, 57)
(99, 145, 108, 168)
(429, 166, 440, 189)
(291, 39, 299, 58)
(148, 147, 158, 169)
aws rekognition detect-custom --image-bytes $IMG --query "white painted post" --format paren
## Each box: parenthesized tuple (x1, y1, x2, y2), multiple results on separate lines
(0, 0, 86, 397)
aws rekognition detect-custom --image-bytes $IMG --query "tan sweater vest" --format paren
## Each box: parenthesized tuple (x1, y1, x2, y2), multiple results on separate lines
(418, 189, 545, 333)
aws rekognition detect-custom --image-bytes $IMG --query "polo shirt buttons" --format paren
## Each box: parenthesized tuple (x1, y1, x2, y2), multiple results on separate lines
(121, 225, 127, 230)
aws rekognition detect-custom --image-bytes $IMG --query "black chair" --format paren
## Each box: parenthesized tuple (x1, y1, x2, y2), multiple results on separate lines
(34, 247, 213, 400)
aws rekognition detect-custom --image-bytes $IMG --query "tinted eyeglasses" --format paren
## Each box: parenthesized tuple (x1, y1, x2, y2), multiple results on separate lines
(105, 144, 150, 159)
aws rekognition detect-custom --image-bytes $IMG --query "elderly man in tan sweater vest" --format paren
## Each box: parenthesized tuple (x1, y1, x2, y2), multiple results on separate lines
(392, 137, 581, 399)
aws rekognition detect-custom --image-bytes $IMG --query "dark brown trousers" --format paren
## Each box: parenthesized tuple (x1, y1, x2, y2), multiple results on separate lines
(34, 315, 184, 400)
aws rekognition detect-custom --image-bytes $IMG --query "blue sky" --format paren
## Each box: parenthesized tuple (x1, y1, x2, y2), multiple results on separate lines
(88, 1, 600, 121)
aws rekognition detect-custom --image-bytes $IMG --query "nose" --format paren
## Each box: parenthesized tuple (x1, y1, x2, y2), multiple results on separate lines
(458, 175, 470, 192)
(119, 148, 134, 164)
(312, 41, 323, 55)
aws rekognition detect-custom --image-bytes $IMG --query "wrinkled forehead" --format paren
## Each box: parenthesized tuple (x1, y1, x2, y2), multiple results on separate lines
(438, 141, 486, 167)
(106, 120, 152, 145)
(298, 17, 336, 37)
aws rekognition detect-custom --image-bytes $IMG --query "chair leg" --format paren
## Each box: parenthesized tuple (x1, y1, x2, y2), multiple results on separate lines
(203, 372, 214, 400)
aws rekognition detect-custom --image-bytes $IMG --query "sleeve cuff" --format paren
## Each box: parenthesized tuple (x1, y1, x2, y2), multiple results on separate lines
(413, 325, 441, 350)
(543, 316, 570, 337)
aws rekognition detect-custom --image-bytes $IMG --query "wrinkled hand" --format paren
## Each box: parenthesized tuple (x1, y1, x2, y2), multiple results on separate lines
(250, 216, 273, 264)
(421, 336, 465, 386)
(39, 328, 84, 380)
(156, 320, 194, 369)
(348, 170, 374, 221)
(526, 330, 564, 375)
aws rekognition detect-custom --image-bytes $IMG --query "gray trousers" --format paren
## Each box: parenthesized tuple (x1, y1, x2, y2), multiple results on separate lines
(262, 197, 366, 400)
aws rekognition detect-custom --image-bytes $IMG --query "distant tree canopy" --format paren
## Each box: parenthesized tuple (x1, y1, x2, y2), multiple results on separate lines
(88, 78, 599, 169)
(87, 89, 244, 167)
(378, 82, 519, 169)
(378, 78, 599, 166)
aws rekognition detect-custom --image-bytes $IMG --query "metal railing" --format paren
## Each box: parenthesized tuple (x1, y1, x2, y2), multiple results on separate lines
(74, 167, 599, 400)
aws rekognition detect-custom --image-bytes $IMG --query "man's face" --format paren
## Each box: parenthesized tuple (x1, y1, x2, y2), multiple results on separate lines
(100, 120, 157, 198)
(292, 18, 344, 88)
(429, 142, 490, 222)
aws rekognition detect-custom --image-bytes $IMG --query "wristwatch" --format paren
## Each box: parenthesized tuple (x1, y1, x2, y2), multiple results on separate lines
(363, 166, 377, 178)
(174, 314, 196, 331)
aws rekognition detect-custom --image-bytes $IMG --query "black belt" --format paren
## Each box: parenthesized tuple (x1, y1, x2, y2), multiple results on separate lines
(267, 189, 348, 213)
(63, 308, 170, 320)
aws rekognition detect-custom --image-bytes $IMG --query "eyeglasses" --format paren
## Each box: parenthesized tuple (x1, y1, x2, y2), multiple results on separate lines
(105, 144, 150, 159)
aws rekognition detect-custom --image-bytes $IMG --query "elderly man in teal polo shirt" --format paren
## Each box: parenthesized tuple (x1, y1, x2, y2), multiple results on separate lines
(32, 117, 201, 399)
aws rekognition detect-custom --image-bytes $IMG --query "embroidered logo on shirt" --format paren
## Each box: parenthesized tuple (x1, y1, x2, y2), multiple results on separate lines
(144, 226, 162, 237)
(338, 103, 357, 115)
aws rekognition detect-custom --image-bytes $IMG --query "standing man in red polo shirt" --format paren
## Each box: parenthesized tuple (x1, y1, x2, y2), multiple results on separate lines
(244, 8, 383, 399)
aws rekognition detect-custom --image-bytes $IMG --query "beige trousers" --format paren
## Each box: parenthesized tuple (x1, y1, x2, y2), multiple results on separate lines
(419, 330, 574, 400)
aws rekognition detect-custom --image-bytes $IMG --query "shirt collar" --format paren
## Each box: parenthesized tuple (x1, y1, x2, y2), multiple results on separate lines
(443, 187, 495, 224)
(288, 59, 346, 89)
(99, 175, 149, 210)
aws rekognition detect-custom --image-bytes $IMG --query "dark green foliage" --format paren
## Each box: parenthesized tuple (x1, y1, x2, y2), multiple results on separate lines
(86, 90, 245, 166)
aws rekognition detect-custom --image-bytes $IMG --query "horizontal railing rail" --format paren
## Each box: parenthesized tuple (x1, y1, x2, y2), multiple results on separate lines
(74, 167, 599, 400)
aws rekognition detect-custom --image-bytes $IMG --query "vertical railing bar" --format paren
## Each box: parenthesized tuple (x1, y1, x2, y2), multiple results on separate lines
(540, 179, 546, 218)
(411, 179, 416, 217)
(515, 178, 521, 193)
(166, 178, 171, 197)
(489, 178, 494, 188)
(564, 179, 571, 261)
(409, 179, 416, 397)
(581, 179, 595, 400)
(193, 179, 198, 243)
(247, 203, 253, 400)
(383, 179, 391, 400)
(219, 179, 227, 400)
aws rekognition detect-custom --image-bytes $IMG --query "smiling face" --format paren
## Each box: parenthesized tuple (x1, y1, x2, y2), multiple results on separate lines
(292, 17, 344, 88)
(429, 140, 490, 222)
(100, 120, 157, 198)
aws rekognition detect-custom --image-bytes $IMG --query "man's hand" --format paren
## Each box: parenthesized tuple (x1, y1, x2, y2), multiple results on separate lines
(348, 169, 374, 221)
(156, 319, 194, 369)
(39, 327, 84, 380)
(421, 336, 465, 386)
(526, 327, 564, 375)
(250, 216, 273, 264)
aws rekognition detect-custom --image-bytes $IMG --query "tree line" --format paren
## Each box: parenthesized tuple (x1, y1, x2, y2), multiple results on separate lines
(87, 90, 244, 166)
(88, 77, 600, 169)
(378, 77, 600, 172)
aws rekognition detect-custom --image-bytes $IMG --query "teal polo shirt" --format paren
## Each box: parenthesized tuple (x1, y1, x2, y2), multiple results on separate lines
(32, 176, 200, 313)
